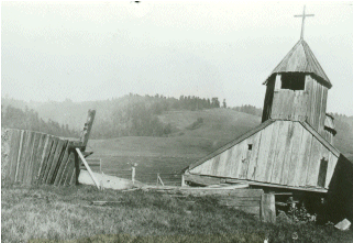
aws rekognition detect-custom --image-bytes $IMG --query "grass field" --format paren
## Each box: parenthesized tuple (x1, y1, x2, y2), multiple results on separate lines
(86, 109, 261, 185)
(2, 186, 353, 243)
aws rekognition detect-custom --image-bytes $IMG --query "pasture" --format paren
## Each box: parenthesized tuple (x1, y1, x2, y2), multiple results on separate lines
(2, 186, 353, 243)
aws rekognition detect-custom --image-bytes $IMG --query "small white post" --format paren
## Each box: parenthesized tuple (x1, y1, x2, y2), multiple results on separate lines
(132, 165, 136, 186)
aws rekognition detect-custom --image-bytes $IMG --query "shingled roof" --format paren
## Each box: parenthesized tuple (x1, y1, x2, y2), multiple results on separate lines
(264, 39, 332, 88)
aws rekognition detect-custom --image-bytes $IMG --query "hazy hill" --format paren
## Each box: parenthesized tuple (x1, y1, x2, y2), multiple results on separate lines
(2, 96, 353, 155)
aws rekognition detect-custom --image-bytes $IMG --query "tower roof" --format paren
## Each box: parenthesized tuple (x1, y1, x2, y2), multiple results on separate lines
(264, 39, 332, 88)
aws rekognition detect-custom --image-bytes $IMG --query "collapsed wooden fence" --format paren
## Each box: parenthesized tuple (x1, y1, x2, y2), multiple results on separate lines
(3, 129, 81, 186)
(2, 110, 96, 187)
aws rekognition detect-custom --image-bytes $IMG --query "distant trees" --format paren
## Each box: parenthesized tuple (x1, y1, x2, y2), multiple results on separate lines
(89, 94, 226, 138)
(1, 105, 78, 137)
(232, 105, 262, 117)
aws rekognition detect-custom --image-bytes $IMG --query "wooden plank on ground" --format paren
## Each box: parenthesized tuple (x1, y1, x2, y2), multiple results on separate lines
(45, 139, 67, 184)
(185, 174, 221, 186)
(9, 130, 21, 184)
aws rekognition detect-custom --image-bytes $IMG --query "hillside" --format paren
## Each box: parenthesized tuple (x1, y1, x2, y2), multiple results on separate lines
(2, 96, 352, 184)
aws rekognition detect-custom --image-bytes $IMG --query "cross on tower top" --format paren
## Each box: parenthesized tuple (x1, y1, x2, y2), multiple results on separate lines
(294, 5, 314, 40)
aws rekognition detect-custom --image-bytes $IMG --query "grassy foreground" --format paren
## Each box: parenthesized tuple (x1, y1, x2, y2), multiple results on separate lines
(1, 185, 352, 243)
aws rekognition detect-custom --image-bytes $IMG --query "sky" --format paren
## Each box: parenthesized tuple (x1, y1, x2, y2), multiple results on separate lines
(1, 1, 353, 115)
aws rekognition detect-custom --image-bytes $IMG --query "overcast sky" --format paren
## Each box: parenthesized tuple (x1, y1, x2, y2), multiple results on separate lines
(1, 1, 353, 115)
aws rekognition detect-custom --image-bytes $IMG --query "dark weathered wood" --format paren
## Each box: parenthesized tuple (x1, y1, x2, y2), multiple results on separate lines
(18, 131, 34, 184)
(61, 153, 75, 186)
(9, 130, 21, 184)
(58, 152, 73, 186)
(45, 139, 67, 184)
(53, 145, 71, 186)
(42, 138, 59, 183)
(69, 168, 77, 186)
(24, 132, 40, 185)
(185, 174, 221, 186)
(31, 134, 46, 185)
(79, 110, 96, 148)
(36, 135, 54, 185)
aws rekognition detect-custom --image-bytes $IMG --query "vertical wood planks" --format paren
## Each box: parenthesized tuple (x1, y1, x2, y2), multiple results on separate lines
(18, 131, 35, 184)
(9, 130, 21, 184)
(298, 131, 313, 186)
(54, 145, 71, 186)
(37, 135, 55, 185)
(14, 131, 25, 183)
(24, 132, 40, 185)
(272, 121, 289, 184)
(280, 122, 297, 185)
(230, 140, 244, 178)
(255, 123, 274, 182)
(287, 124, 304, 186)
(45, 139, 67, 184)
(265, 121, 280, 182)
(31, 133, 46, 185)
(247, 130, 263, 180)
(64, 153, 76, 186)
(326, 153, 338, 188)
(216, 150, 229, 177)
(5, 129, 83, 187)
(42, 137, 59, 183)
(59, 152, 74, 186)
(210, 155, 221, 176)
(306, 136, 321, 187)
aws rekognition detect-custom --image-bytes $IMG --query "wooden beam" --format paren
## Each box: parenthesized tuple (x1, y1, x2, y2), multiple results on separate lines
(79, 110, 96, 148)
(76, 148, 100, 189)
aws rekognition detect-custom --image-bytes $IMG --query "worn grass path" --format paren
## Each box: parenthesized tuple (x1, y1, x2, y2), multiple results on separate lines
(1, 185, 352, 243)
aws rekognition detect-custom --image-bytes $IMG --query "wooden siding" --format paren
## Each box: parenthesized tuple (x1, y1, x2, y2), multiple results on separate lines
(4, 129, 80, 187)
(189, 120, 339, 191)
(264, 74, 329, 134)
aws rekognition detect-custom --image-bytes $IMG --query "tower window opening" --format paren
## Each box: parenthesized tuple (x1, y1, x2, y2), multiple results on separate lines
(248, 144, 253, 150)
(281, 73, 305, 90)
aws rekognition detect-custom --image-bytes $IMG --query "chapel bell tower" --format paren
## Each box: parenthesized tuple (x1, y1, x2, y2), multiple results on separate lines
(261, 6, 336, 144)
